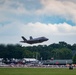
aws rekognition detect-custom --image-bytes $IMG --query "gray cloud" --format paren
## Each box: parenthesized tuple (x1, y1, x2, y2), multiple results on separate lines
(0, 22, 76, 45)
(0, 0, 76, 46)
(36, 0, 76, 24)
(58, 0, 76, 3)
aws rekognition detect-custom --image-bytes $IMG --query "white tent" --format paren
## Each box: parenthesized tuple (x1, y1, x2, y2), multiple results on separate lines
(23, 58, 38, 62)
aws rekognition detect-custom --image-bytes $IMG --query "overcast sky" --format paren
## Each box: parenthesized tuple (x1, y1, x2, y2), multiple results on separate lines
(0, 0, 76, 46)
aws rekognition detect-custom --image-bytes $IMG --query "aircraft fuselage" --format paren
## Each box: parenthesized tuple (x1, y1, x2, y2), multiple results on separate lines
(20, 36, 48, 44)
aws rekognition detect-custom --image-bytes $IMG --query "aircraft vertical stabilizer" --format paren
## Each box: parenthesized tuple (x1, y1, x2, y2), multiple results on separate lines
(22, 36, 27, 41)
(30, 36, 33, 40)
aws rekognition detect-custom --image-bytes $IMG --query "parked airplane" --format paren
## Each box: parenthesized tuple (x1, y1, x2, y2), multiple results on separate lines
(20, 36, 48, 44)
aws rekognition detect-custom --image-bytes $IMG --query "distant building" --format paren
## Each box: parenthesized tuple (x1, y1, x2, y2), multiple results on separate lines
(43, 60, 72, 65)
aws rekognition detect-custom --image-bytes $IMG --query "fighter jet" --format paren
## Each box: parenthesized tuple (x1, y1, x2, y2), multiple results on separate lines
(20, 36, 48, 44)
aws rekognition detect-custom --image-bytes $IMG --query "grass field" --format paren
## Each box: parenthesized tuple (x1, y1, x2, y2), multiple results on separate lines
(0, 68, 76, 75)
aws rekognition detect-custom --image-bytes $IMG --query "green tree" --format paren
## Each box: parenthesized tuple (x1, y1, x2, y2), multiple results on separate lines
(0, 44, 6, 58)
(23, 50, 33, 58)
(72, 44, 76, 50)
(51, 48, 72, 59)
(73, 54, 76, 64)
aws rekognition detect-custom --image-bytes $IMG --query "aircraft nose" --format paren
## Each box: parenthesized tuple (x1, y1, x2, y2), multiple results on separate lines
(46, 38, 49, 41)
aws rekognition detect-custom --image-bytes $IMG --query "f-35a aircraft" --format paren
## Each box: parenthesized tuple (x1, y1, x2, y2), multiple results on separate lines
(20, 36, 48, 44)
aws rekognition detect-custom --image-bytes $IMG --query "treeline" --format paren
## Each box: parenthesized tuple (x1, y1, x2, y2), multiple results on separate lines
(0, 41, 76, 60)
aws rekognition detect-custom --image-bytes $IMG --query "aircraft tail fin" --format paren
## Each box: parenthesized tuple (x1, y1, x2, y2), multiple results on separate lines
(30, 36, 33, 40)
(22, 36, 27, 41)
